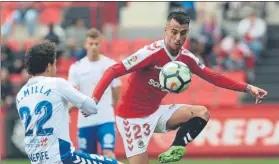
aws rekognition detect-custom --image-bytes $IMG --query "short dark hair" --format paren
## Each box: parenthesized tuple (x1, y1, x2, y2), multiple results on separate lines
(167, 11, 191, 25)
(86, 28, 101, 39)
(25, 40, 56, 75)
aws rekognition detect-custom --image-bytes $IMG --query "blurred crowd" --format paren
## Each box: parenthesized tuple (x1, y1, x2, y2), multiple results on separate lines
(177, 2, 267, 83)
(1, 2, 269, 105)
(1, 1, 269, 109)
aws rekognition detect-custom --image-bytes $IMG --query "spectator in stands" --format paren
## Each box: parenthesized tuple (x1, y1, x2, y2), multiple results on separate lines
(44, 23, 60, 45)
(187, 38, 204, 63)
(169, 2, 183, 13)
(65, 19, 88, 59)
(1, 2, 39, 37)
(219, 36, 255, 82)
(181, 1, 196, 21)
(237, 9, 267, 60)
(43, 23, 65, 59)
(1, 37, 14, 70)
(1, 68, 27, 159)
(199, 14, 227, 67)
(10, 59, 24, 74)
(1, 68, 13, 109)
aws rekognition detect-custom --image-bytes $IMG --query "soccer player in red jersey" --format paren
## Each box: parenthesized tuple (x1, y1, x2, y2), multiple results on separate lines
(90, 11, 268, 164)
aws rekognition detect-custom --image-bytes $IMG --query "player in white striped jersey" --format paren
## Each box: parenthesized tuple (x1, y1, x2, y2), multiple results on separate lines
(16, 40, 123, 164)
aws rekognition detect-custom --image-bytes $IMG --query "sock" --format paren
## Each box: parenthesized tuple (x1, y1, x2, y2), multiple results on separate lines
(171, 117, 208, 147)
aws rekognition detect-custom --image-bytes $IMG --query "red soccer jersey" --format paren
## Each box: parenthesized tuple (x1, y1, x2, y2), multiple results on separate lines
(93, 40, 247, 118)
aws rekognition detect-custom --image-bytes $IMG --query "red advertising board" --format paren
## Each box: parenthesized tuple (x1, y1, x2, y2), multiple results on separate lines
(1, 105, 279, 159)
(70, 105, 279, 158)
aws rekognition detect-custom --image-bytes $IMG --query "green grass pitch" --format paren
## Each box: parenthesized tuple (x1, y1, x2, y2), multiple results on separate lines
(2, 158, 279, 164)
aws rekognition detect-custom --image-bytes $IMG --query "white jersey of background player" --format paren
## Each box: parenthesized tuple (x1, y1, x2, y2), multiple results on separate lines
(69, 56, 120, 127)
(16, 40, 122, 164)
(68, 28, 120, 158)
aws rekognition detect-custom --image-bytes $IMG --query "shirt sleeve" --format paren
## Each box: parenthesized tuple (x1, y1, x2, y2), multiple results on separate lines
(68, 64, 79, 86)
(93, 46, 157, 101)
(181, 51, 247, 92)
(56, 78, 97, 113)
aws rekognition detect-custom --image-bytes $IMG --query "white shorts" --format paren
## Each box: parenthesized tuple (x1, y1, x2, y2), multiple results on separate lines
(116, 104, 184, 158)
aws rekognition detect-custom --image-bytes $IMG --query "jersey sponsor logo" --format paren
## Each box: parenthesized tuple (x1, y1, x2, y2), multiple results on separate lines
(25, 138, 41, 148)
(78, 137, 87, 149)
(129, 56, 138, 63)
(103, 134, 115, 149)
(40, 137, 48, 147)
(138, 139, 145, 149)
(123, 55, 139, 70)
(28, 151, 49, 162)
(148, 79, 169, 93)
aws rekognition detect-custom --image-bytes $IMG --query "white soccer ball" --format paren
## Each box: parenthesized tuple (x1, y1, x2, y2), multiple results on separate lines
(159, 61, 191, 93)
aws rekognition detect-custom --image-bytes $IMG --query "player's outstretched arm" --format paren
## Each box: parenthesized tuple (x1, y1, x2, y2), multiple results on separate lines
(92, 63, 128, 103)
(57, 78, 98, 114)
(244, 84, 268, 104)
(194, 67, 268, 104)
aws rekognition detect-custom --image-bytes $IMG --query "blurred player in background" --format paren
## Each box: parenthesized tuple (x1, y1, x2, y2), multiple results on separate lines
(88, 11, 268, 164)
(16, 40, 122, 164)
(68, 28, 121, 158)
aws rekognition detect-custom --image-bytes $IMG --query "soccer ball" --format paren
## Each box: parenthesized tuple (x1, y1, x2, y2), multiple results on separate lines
(159, 61, 191, 93)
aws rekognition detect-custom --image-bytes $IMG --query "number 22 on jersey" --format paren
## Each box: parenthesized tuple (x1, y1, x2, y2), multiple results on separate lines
(19, 100, 54, 136)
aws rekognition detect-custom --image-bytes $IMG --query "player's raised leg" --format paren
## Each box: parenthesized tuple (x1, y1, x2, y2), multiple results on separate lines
(158, 104, 210, 163)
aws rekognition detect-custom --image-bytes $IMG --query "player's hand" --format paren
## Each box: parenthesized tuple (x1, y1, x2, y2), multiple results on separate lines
(245, 84, 268, 104)
(81, 111, 91, 117)
(74, 85, 80, 90)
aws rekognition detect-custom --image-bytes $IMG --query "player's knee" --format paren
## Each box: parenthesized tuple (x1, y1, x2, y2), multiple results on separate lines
(197, 106, 210, 121)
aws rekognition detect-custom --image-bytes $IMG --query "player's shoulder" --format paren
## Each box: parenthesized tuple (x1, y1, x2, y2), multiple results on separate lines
(142, 39, 164, 53)
(133, 39, 164, 58)
(70, 57, 87, 69)
(52, 77, 68, 85)
(41, 77, 68, 89)
(16, 83, 27, 100)
(180, 47, 205, 68)
(180, 47, 198, 60)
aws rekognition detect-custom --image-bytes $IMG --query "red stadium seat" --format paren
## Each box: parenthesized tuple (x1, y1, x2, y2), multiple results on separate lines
(57, 57, 76, 74)
(41, 2, 67, 8)
(1, 2, 18, 9)
(132, 39, 151, 53)
(39, 8, 62, 25)
(110, 39, 131, 56)
(23, 39, 37, 51)
(1, 9, 14, 25)
(10, 74, 22, 84)
(100, 39, 109, 54)
(6, 40, 21, 51)
(57, 72, 68, 80)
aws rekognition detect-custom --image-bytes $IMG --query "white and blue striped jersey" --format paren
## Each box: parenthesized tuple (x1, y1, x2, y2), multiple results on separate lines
(16, 76, 97, 164)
